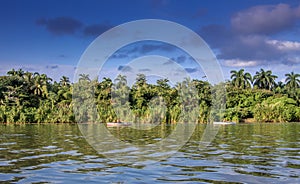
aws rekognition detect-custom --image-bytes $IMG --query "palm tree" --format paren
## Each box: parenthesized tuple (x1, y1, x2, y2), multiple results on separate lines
(156, 79, 170, 90)
(79, 74, 90, 82)
(7, 69, 17, 76)
(7, 68, 25, 77)
(253, 68, 277, 90)
(114, 75, 127, 88)
(31, 74, 52, 97)
(96, 77, 112, 101)
(285, 72, 300, 90)
(7, 68, 25, 78)
(16, 69, 25, 78)
(59, 76, 71, 87)
(57, 87, 72, 105)
(31, 75, 43, 96)
(230, 69, 252, 89)
(41, 74, 52, 97)
(277, 81, 285, 88)
(101, 77, 113, 89)
(33, 72, 40, 77)
(135, 74, 146, 87)
(274, 81, 286, 94)
(24, 72, 34, 82)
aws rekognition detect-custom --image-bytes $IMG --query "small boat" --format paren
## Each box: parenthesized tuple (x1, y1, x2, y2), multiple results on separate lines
(213, 121, 236, 125)
(106, 122, 131, 127)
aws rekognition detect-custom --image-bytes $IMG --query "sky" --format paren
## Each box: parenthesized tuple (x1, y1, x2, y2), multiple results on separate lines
(0, 0, 300, 82)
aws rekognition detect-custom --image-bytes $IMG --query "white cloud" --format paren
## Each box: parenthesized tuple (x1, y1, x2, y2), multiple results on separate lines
(267, 39, 300, 51)
(222, 59, 259, 67)
(231, 3, 300, 35)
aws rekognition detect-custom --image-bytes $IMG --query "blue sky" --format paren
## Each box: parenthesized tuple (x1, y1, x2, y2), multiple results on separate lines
(0, 0, 300, 82)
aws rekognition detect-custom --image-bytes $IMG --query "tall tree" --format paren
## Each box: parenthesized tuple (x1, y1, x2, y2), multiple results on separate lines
(253, 68, 277, 90)
(7, 68, 24, 78)
(59, 76, 71, 87)
(24, 72, 34, 83)
(131, 74, 150, 119)
(7, 69, 17, 76)
(230, 69, 252, 89)
(114, 75, 127, 88)
(285, 72, 300, 90)
(79, 74, 91, 82)
(31, 74, 52, 97)
(135, 74, 146, 87)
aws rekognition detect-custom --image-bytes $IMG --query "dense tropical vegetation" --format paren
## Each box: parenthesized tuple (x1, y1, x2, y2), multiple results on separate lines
(0, 68, 299, 123)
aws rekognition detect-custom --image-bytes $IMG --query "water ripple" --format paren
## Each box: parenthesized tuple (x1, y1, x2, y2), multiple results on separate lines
(0, 123, 300, 183)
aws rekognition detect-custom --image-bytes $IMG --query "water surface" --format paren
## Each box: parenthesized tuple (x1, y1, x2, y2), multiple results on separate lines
(0, 123, 299, 183)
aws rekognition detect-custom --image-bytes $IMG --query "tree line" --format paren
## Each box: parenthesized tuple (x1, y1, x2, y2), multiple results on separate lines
(0, 68, 299, 123)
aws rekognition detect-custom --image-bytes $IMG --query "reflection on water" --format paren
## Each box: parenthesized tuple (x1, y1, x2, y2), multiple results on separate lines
(0, 123, 299, 183)
(78, 123, 201, 164)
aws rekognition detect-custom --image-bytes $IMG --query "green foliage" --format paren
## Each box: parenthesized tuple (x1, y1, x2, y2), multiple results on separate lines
(230, 69, 252, 89)
(0, 68, 299, 123)
(253, 68, 277, 90)
(253, 96, 299, 122)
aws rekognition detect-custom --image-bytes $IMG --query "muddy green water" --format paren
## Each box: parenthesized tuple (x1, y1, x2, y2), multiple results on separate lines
(0, 123, 299, 183)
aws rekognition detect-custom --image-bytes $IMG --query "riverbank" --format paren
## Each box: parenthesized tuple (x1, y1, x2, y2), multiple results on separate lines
(0, 69, 299, 124)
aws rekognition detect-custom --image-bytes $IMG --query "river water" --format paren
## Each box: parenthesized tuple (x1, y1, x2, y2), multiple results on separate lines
(0, 123, 299, 183)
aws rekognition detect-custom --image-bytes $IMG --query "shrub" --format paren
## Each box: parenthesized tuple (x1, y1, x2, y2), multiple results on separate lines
(253, 96, 298, 122)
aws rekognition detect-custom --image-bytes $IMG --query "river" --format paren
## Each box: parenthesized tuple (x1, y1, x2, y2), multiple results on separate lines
(0, 123, 299, 183)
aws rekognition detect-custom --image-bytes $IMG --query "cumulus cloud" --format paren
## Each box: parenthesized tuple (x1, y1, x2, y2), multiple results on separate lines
(266, 40, 300, 51)
(200, 3, 300, 68)
(36, 17, 83, 35)
(200, 26, 282, 61)
(285, 56, 300, 65)
(222, 59, 259, 67)
(231, 3, 300, 35)
(220, 35, 283, 61)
